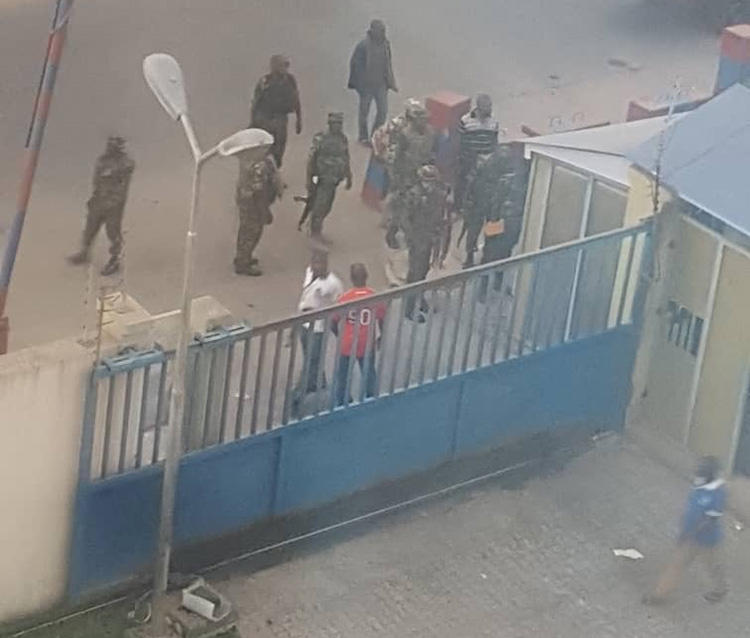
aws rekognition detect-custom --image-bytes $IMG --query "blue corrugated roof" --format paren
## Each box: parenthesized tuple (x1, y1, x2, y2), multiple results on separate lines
(628, 84, 750, 237)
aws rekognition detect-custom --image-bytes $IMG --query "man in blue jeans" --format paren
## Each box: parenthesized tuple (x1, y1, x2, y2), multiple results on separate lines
(332, 264, 386, 406)
(348, 20, 398, 145)
(644, 456, 728, 604)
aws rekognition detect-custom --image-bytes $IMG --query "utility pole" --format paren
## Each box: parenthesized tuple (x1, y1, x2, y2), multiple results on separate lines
(0, 0, 75, 354)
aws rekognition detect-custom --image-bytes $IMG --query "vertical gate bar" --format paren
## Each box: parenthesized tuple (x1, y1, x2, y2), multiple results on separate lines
(447, 281, 466, 376)
(297, 324, 312, 407)
(461, 279, 479, 373)
(100, 376, 116, 478)
(563, 247, 585, 343)
(234, 338, 252, 439)
(403, 297, 420, 388)
(490, 267, 512, 364)
(475, 274, 493, 368)
(117, 370, 134, 474)
(282, 324, 300, 425)
(152, 360, 168, 465)
(503, 273, 521, 361)
(218, 341, 235, 443)
(388, 296, 405, 394)
(433, 287, 451, 380)
(201, 348, 218, 448)
(78, 370, 99, 483)
(183, 346, 201, 452)
(417, 288, 437, 385)
(616, 234, 637, 326)
(360, 308, 377, 403)
(135, 364, 151, 469)
(373, 300, 391, 397)
(265, 329, 283, 431)
(250, 333, 267, 435)
(315, 317, 331, 414)
(521, 258, 541, 356)
(343, 307, 361, 406)
(328, 319, 346, 411)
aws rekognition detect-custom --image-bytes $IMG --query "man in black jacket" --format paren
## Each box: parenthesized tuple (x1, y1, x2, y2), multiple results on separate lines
(250, 54, 302, 168)
(348, 20, 398, 145)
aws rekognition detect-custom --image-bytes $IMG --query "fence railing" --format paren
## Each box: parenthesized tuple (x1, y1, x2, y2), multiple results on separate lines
(82, 222, 651, 480)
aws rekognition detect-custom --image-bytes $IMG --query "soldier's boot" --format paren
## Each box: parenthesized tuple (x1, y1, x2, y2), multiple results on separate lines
(67, 249, 90, 265)
(101, 256, 120, 277)
(234, 261, 263, 276)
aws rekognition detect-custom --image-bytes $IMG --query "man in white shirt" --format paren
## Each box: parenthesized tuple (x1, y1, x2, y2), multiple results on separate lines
(295, 250, 344, 410)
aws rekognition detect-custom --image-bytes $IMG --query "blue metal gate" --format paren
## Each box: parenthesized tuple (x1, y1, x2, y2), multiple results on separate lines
(70, 222, 651, 598)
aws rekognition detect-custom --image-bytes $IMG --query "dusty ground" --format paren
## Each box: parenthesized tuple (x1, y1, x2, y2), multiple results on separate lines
(18, 438, 750, 637)
(0, 0, 719, 350)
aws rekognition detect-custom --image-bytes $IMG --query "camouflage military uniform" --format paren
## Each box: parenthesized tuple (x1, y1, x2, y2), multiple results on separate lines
(306, 113, 352, 236)
(234, 154, 283, 276)
(385, 107, 435, 242)
(401, 165, 448, 318)
(69, 136, 134, 276)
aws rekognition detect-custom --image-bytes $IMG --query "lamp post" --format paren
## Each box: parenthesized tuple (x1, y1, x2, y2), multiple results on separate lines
(143, 53, 272, 631)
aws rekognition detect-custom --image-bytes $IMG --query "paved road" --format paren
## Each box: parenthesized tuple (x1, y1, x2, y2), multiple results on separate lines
(213, 440, 750, 637)
(0, 0, 718, 349)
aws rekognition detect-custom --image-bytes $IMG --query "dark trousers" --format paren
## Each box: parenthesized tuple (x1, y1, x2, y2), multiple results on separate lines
(82, 204, 123, 258)
(335, 353, 377, 406)
(252, 113, 288, 168)
(405, 240, 432, 316)
(299, 328, 325, 392)
(479, 235, 514, 299)
(358, 86, 388, 142)
(309, 180, 339, 235)
(234, 203, 265, 268)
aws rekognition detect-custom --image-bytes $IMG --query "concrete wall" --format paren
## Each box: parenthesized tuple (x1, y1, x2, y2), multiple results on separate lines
(689, 246, 750, 464)
(0, 293, 234, 626)
(623, 167, 672, 226)
(0, 339, 91, 621)
(629, 214, 719, 442)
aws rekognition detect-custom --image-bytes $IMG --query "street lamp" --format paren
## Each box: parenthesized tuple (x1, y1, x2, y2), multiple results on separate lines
(143, 53, 273, 631)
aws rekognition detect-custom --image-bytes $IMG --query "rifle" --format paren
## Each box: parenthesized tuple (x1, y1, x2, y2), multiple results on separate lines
(294, 181, 318, 231)
(433, 187, 452, 268)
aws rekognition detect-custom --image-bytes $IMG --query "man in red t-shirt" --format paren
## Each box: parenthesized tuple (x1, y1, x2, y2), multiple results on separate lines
(333, 263, 387, 406)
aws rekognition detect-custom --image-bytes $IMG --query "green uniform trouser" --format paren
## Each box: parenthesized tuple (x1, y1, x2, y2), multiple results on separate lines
(82, 202, 123, 258)
(234, 201, 266, 268)
(309, 179, 338, 235)
(405, 238, 432, 316)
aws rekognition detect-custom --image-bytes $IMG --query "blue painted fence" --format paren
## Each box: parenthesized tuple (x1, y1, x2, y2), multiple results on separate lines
(68, 224, 650, 600)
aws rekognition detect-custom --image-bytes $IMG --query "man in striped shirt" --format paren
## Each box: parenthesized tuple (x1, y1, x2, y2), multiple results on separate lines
(456, 94, 500, 213)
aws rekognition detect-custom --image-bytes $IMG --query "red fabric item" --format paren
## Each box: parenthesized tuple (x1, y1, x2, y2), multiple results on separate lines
(425, 91, 471, 131)
(334, 287, 387, 358)
(720, 25, 750, 63)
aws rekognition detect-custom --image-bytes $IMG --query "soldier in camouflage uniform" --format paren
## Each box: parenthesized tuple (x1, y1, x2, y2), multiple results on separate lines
(384, 101, 436, 248)
(305, 112, 352, 240)
(234, 148, 284, 276)
(68, 136, 134, 276)
(402, 164, 449, 320)
(462, 144, 515, 268)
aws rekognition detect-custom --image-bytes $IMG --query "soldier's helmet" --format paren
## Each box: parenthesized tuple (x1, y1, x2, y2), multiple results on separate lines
(405, 99, 428, 121)
(417, 164, 439, 181)
(270, 54, 290, 72)
(107, 136, 126, 152)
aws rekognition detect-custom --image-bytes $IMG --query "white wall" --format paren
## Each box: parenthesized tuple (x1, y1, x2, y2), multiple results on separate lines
(0, 339, 91, 621)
